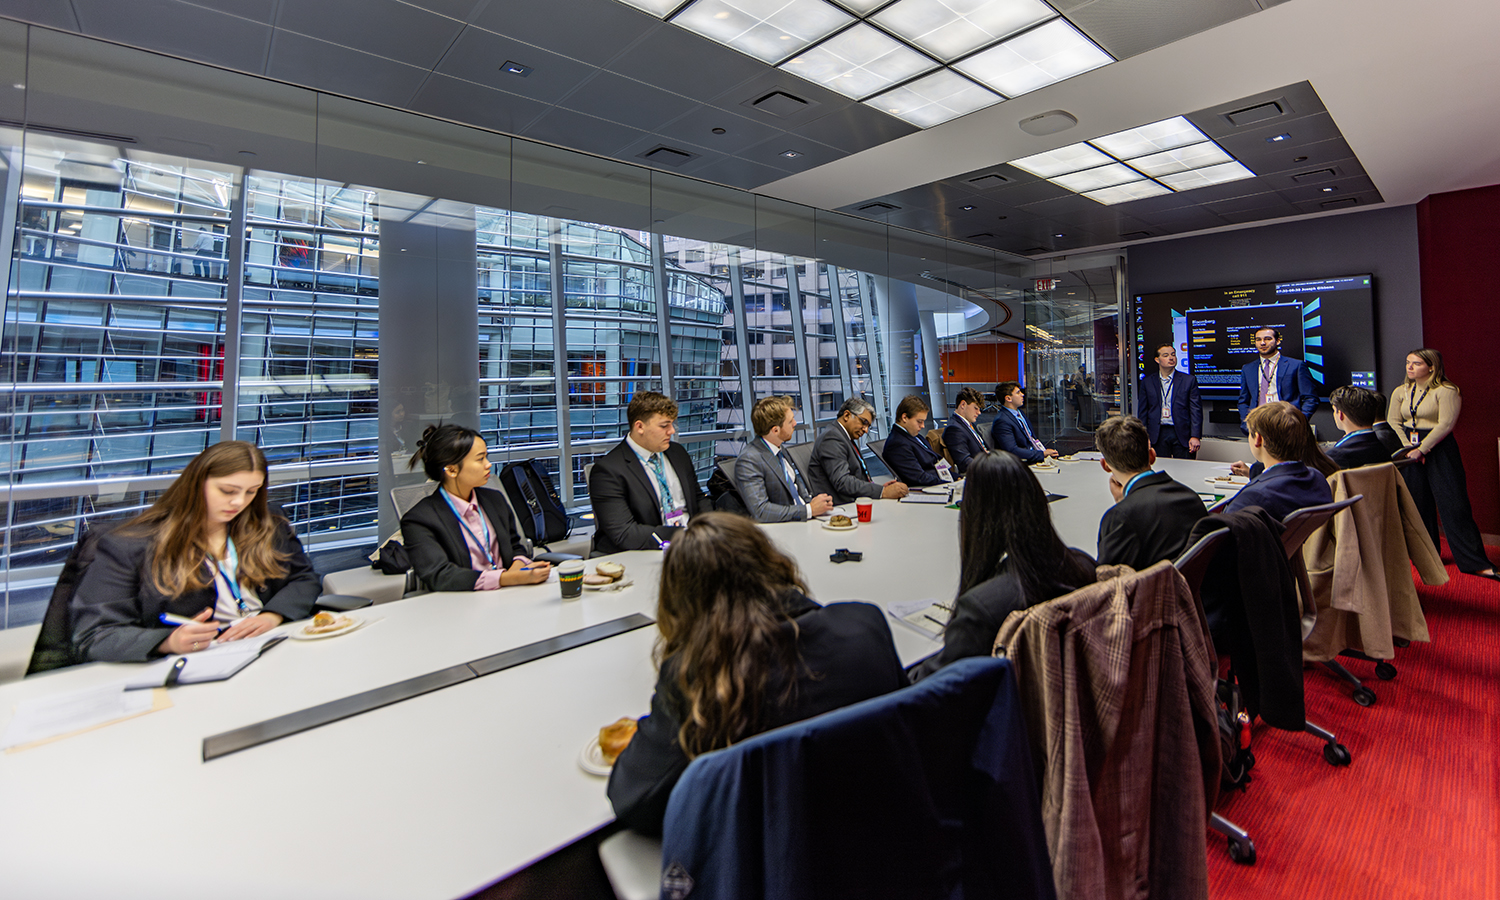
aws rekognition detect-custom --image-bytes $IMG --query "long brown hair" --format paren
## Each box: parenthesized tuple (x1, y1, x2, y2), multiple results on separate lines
(123, 441, 289, 596)
(1404, 347, 1455, 391)
(655, 512, 808, 759)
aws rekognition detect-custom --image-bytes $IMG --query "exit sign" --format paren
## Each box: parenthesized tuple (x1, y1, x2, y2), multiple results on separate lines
(1034, 278, 1060, 292)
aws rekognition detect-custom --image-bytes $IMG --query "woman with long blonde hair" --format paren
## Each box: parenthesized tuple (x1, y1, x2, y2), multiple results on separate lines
(70, 441, 321, 661)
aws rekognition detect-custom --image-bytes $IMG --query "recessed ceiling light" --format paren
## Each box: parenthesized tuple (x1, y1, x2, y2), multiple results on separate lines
(953, 19, 1111, 97)
(832, 0, 887, 12)
(961, 205, 976, 210)
(865, 68, 1000, 127)
(873, 0, 1056, 62)
(1049, 163, 1144, 193)
(1090, 116, 1203, 159)
(613, 0, 681, 14)
(1321, 186, 1336, 192)
(1157, 160, 1255, 191)
(1081, 181, 1171, 205)
(780, 23, 935, 98)
(501, 61, 532, 77)
(1127, 141, 1233, 177)
(674, 0, 853, 64)
(1009, 142, 1111, 177)
(780, 149, 803, 158)
(1053, 233, 1064, 237)
(1267, 133, 1292, 142)
(1292, 155, 1308, 162)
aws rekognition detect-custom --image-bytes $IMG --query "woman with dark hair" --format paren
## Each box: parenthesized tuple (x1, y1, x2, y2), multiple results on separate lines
(401, 423, 551, 592)
(607, 512, 906, 835)
(1387, 348, 1497, 580)
(912, 451, 1096, 679)
(70, 441, 320, 662)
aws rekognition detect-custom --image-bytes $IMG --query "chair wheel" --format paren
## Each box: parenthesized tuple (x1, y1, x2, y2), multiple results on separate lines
(1324, 742, 1352, 766)
(1353, 687, 1377, 707)
(1228, 837, 1257, 865)
(1375, 662, 1397, 680)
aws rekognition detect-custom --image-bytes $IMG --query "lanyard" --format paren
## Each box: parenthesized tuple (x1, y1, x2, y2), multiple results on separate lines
(844, 426, 871, 479)
(209, 536, 251, 617)
(1011, 409, 1034, 441)
(1335, 428, 1372, 447)
(1407, 386, 1429, 430)
(965, 416, 985, 449)
(440, 490, 498, 569)
(647, 453, 678, 512)
(1160, 375, 1173, 410)
(1122, 470, 1153, 498)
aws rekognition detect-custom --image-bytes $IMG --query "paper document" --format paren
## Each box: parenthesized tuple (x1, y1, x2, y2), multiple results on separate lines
(887, 598, 954, 640)
(901, 490, 953, 504)
(124, 632, 286, 690)
(3, 682, 169, 751)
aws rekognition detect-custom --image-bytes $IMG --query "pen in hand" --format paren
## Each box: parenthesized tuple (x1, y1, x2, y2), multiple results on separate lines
(159, 612, 228, 635)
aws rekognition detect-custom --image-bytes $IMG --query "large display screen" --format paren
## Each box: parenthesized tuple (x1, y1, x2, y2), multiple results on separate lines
(1134, 275, 1377, 399)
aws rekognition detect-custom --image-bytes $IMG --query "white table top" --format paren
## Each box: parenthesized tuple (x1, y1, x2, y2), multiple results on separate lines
(0, 457, 1236, 898)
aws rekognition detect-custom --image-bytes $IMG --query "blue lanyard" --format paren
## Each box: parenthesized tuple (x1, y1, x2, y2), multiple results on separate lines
(1011, 409, 1034, 441)
(210, 536, 252, 617)
(1334, 428, 1372, 447)
(1122, 470, 1154, 497)
(647, 453, 677, 511)
(440, 490, 497, 569)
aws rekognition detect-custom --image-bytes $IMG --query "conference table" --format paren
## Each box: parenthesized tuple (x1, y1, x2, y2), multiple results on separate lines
(0, 455, 1236, 899)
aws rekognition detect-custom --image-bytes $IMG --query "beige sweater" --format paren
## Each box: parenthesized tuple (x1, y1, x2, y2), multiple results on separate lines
(1386, 381, 1460, 454)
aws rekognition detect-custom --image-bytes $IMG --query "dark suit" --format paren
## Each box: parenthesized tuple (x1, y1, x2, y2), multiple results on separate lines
(1371, 422, 1407, 457)
(608, 594, 906, 836)
(1326, 430, 1392, 470)
(734, 437, 813, 523)
(1136, 370, 1202, 459)
(942, 416, 987, 475)
(70, 520, 320, 662)
(1237, 354, 1319, 428)
(1225, 461, 1332, 521)
(400, 486, 528, 592)
(808, 422, 882, 504)
(589, 438, 707, 555)
(880, 425, 945, 487)
(991, 407, 1046, 463)
(1095, 471, 1209, 570)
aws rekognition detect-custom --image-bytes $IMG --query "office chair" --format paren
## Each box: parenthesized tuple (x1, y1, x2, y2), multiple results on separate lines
(1280, 497, 1373, 706)
(783, 440, 815, 477)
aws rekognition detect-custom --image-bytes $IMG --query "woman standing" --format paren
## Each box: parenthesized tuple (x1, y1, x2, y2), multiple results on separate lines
(70, 441, 321, 662)
(1387, 348, 1498, 581)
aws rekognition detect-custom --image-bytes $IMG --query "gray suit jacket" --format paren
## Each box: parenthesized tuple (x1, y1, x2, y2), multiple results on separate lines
(808, 423, 882, 505)
(735, 437, 812, 523)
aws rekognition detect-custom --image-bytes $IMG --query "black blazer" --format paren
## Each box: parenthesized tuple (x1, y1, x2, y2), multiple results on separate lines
(1136, 370, 1202, 444)
(400, 486, 528, 592)
(880, 425, 944, 487)
(1326, 430, 1393, 470)
(70, 520, 320, 662)
(590, 438, 708, 555)
(607, 595, 906, 836)
(990, 408, 1045, 463)
(1095, 471, 1209, 570)
(941, 417, 987, 476)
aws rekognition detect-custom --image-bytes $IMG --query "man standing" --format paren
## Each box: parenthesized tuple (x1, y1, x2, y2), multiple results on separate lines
(1093, 416, 1208, 569)
(990, 382, 1058, 464)
(808, 398, 910, 505)
(1137, 342, 1202, 459)
(942, 387, 989, 475)
(734, 396, 833, 523)
(589, 391, 708, 555)
(1236, 327, 1318, 433)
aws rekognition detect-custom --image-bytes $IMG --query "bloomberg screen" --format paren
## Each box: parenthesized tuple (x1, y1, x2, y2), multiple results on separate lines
(1133, 275, 1377, 399)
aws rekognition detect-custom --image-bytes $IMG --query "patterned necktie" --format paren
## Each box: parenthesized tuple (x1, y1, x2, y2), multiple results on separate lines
(648, 453, 675, 511)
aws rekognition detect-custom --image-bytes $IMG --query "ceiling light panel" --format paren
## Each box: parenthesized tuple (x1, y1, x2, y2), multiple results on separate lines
(953, 19, 1111, 97)
(831, 0, 889, 12)
(1128, 141, 1233, 177)
(873, 0, 1057, 62)
(781, 23, 937, 98)
(1049, 163, 1143, 193)
(1008, 142, 1112, 177)
(1090, 115, 1204, 159)
(674, 0, 854, 64)
(614, 0, 683, 15)
(866, 68, 1002, 127)
(1157, 160, 1256, 191)
(1082, 181, 1172, 205)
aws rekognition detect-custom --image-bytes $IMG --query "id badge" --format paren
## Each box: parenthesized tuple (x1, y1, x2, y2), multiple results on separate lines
(935, 460, 955, 483)
(1030, 438, 1046, 452)
(665, 510, 689, 527)
(1409, 431, 1421, 446)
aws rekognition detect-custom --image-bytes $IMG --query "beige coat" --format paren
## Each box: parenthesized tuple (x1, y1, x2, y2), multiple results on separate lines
(1302, 463, 1446, 661)
(995, 562, 1219, 900)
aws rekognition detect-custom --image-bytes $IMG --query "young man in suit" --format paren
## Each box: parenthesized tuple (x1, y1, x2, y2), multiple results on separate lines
(733, 395, 833, 523)
(1326, 385, 1394, 470)
(990, 381, 1057, 464)
(807, 398, 909, 505)
(942, 386, 989, 475)
(1226, 401, 1333, 520)
(589, 391, 709, 554)
(1137, 342, 1202, 459)
(881, 394, 948, 487)
(1236, 327, 1319, 433)
(1094, 416, 1208, 570)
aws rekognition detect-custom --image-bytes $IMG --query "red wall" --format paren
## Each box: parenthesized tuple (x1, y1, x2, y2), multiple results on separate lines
(941, 342, 1019, 387)
(1417, 185, 1500, 534)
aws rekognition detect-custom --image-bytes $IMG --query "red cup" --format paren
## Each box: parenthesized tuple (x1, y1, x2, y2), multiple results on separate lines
(856, 499, 873, 523)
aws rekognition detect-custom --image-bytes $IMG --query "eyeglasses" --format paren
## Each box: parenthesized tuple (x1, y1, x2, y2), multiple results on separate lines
(857, 415, 874, 428)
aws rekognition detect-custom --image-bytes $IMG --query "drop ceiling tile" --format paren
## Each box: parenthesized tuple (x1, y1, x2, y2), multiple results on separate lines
(654, 104, 786, 155)
(712, 70, 853, 130)
(876, 182, 985, 210)
(520, 106, 652, 159)
(194, 0, 278, 22)
(472, 0, 659, 68)
(1213, 112, 1342, 159)
(1215, 205, 1299, 225)
(278, 0, 463, 69)
(1277, 174, 1378, 204)
(560, 70, 700, 132)
(741, 133, 849, 172)
(1252, 137, 1357, 177)
(790, 102, 918, 154)
(408, 73, 552, 135)
(1002, 179, 1078, 207)
(394, 0, 486, 19)
(1263, 158, 1369, 191)
(70, 0, 272, 74)
(1203, 191, 1295, 215)
(607, 20, 769, 104)
(1190, 80, 1326, 139)
(433, 26, 599, 104)
(1289, 189, 1383, 215)
(0, 0, 82, 30)
(267, 31, 430, 108)
(691, 155, 800, 190)
(1130, 206, 1228, 232)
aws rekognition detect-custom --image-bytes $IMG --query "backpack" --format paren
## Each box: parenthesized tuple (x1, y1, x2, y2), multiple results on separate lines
(707, 464, 749, 516)
(499, 459, 572, 547)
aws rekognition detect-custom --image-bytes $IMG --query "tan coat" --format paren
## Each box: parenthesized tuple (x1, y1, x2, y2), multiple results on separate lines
(995, 562, 1219, 900)
(1302, 463, 1446, 661)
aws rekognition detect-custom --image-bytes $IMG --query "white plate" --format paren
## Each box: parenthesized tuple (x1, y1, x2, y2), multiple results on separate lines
(821, 520, 859, 531)
(584, 576, 634, 592)
(288, 614, 367, 641)
(579, 738, 613, 777)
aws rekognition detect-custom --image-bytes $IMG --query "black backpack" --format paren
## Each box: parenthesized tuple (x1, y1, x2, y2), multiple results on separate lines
(499, 459, 572, 547)
(706, 464, 749, 516)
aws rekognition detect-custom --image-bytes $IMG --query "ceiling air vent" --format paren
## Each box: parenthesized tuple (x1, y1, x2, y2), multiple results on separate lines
(1292, 168, 1337, 183)
(1224, 101, 1285, 127)
(858, 202, 899, 213)
(1121, 231, 1152, 240)
(965, 232, 995, 240)
(967, 172, 1010, 187)
(638, 145, 697, 166)
(748, 90, 811, 118)
(1021, 247, 1049, 255)
(1320, 197, 1358, 209)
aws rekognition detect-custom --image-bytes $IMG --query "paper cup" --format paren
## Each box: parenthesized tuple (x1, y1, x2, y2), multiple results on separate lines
(558, 559, 585, 599)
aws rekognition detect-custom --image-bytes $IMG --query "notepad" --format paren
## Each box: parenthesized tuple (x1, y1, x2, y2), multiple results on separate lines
(3, 682, 171, 751)
(887, 598, 954, 640)
(123, 632, 287, 690)
(900, 491, 953, 504)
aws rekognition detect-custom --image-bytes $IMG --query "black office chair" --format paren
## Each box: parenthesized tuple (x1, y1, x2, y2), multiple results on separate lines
(1280, 497, 1373, 706)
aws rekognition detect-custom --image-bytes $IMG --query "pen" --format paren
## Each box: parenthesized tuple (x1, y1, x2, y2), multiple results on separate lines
(159, 613, 228, 634)
(651, 532, 667, 550)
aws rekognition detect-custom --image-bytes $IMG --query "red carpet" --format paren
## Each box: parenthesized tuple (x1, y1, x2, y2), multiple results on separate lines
(1207, 541, 1500, 899)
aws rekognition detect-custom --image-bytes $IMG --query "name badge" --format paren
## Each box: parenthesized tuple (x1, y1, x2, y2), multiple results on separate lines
(665, 510, 689, 527)
(935, 460, 955, 483)
(1409, 432, 1421, 446)
(1030, 438, 1046, 452)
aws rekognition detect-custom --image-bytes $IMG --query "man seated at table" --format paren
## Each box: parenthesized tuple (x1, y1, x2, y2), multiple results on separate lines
(942, 387, 989, 476)
(1226, 401, 1334, 520)
(1326, 385, 1394, 469)
(589, 391, 708, 554)
(1093, 415, 1208, 570)
(734, 395, 833, 523)
(808, 398, 910, 505)
(991, 381, 1058, 465)
(881, 394, 949, 488)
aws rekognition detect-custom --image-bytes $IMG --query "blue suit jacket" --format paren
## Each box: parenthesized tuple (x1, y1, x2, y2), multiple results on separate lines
(1237, 355, 1319, 426)
(991, 408, 1045, 463)
(1225, 461, 1332, 521)
(942, 417, 987, 475)
(1137, 370, 1202, 444)
(880, 425, 944, 487)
